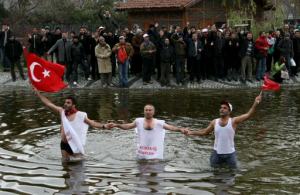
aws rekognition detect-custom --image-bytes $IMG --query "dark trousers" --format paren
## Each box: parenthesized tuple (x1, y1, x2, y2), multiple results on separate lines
(214, 55, 225, 79)
(8, 59, 25, 81)
(160, 61, 171, 85)
(189, 56, 201, 82)
(175, 56, 185, 84)
(142, 57, 153, 82)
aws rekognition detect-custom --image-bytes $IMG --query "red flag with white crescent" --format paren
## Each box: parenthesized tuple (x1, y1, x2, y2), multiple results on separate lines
(24, 48, 67, 92)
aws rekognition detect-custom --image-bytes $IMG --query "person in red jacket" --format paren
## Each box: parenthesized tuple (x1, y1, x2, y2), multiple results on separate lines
(255, 31, 269, 81)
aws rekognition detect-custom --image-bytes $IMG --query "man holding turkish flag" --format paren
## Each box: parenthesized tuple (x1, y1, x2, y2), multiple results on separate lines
(24, 48, 67, 92)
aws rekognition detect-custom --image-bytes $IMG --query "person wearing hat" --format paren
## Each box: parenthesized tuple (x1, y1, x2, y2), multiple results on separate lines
(140, 33, 156, 85)
(185, 93, 262, 169)
(112, 35, 133, 87)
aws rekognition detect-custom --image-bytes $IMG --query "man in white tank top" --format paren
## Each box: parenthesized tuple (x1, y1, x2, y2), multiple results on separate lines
(33, 87, 113, 161)
(186, 93, 262, 169)
(112, 104, 188, 160)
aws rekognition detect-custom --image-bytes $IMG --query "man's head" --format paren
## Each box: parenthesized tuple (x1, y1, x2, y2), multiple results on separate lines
(220, 100, 232, 117)
(164, 38, 170, 45)
(246, 32, 253, 40)
(73, 35, 79, 43)
(119, 36, 126, 44)
(64, 96, 77, 111)
(144, 104, 155, 119)
(99, 36, 106, 45)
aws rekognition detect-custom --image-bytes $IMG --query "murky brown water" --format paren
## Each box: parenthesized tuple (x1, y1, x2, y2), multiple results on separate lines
(0, 86, 299, 194)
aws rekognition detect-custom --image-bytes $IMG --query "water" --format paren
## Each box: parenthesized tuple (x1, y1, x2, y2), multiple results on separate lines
(0, 86, 299, 194)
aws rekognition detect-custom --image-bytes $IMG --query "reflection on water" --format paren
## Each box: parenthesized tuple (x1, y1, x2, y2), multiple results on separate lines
(0, 87, 300, 194)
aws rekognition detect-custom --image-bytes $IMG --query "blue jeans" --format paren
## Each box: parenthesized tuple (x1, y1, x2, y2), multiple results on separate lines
(256, 57, 266, 80)
(118, 60, 129, 87)
(210, 150, 237, 169)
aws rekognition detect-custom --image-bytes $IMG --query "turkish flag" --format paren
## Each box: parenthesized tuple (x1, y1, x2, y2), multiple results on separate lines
(261, 75, 280, 91)
(24, 49, 67, 92)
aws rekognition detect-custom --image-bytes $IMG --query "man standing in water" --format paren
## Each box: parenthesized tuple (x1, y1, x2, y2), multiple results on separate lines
(186, 93, 262, 169)
(33, 88, 113, 161)
(112, 104, 188, 160)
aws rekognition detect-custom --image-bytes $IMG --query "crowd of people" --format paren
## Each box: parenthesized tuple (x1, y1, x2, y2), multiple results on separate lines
(1, 20, 300, 86)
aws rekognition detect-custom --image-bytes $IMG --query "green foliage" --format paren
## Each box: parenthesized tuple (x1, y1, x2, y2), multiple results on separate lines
(0, 3, 9, 20)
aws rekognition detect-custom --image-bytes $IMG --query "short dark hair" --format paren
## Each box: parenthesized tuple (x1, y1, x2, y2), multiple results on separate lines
(66, 96, 77, 106)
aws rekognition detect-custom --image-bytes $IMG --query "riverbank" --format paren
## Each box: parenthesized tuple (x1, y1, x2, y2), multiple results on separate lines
(1, 71, 300, 90)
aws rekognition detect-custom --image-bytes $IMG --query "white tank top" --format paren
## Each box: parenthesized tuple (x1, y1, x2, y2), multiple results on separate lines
(68, 111, 88, 146)
(213, 118, 235, 154)
(135, 118, 165, 160)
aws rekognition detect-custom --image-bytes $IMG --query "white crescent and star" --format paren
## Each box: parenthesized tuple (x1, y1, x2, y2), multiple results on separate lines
(29, 62, 51, 82)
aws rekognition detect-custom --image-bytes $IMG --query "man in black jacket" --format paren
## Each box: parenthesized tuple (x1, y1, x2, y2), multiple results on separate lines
(293, 29, 300, 76)
(160, 38, 174, 86)
(0, 23, 12, 71)
(188, 33, 203, 83)
(5, 35, 25, 81)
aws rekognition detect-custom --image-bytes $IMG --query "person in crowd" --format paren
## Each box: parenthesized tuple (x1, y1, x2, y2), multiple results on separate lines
(213, 29, 225, 80)
(79, 26, 92, 80)
(270, 56, 288, 83)
(160, 38, 174, 86)
(112, 36, 133, 88)
(293, 29, 300, 76)
(47, 32, 72, 81)
(266, 31, 275, 73)
(255, 31, 269, 81)
(240, 32, 255, 83)
(277, 33, 294, 76)
(131, 29, 143, 76)
(4, 35, 25, 81)
(95, 36, 112, 87)
(28, 27, 43, 56)
(0, 22, 12, 71)
(140, 34, 156, 85)
(188, 33, 203, 83)
(171, 33, 186, 85)
(70, 35, 87, 85)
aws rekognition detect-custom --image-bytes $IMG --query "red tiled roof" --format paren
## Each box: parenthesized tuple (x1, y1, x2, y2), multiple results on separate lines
(116, 0, 200, 10)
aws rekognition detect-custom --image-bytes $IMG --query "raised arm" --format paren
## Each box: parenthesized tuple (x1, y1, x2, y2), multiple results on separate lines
(33, 87, 62, 114)
(233, 93, 262, 127)
(187, 120, 215, 136)
(163, 123, 188, 134)
(84, 117, 114, 129)
(113, 122, 136, 130)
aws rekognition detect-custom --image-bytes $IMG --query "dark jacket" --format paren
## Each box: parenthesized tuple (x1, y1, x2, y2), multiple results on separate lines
(277, 38, 294, 57)
(28, 33, 43, 56)
(160, 44, 175, 63)
(214, 36, 225, 57)
(0, 29, 12, 48)
(71, 42, 85, 63)
(4, 39, 23, 61)
(188, 39, 203, 60)
(240, 38, 255, 58)
(293, 37, 300, 55)
(79, 33, 92, 55)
